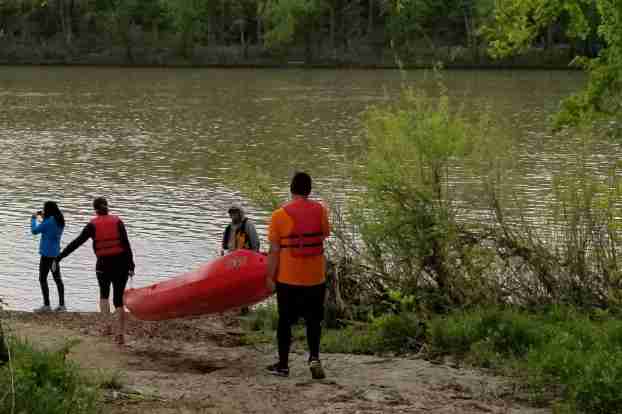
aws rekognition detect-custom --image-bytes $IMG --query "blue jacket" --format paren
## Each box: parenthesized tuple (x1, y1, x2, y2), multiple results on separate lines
(31, 216, 63, 257)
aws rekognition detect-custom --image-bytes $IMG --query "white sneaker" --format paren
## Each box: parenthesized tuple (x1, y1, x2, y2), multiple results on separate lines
(34, 305, 52, 313)
(54, 305, 66, 312)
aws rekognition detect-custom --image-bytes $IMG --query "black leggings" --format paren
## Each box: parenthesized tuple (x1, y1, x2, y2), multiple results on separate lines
(39, 256, 64, 307)
(276, 282, 326, 368)
(96, 257, 129, 308)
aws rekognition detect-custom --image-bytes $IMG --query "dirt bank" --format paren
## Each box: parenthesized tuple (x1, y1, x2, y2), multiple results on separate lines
(3, 311, 550, 413)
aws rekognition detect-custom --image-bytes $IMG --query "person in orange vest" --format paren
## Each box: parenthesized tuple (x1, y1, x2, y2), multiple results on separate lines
(221, 203, 260, 315)
(220, 204, 260, 256)
(265, 172, 330, 379)
(55, 197, 135, 345)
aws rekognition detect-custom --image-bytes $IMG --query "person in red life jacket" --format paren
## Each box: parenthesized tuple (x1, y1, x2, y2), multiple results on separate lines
(266, 172, 330, 379)
(55, 197, 135, 345)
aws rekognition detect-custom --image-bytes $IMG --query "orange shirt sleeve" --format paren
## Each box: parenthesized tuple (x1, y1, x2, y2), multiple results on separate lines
(268, 209, 282, 245)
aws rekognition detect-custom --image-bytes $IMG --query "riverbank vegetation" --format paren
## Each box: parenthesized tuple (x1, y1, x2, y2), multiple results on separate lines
(0, 0, 602, 67)
(0, 335, 101, 414)
(487, 0, 622, 127)
(241, 303, 622, 412)
(235, 69, 622, 411)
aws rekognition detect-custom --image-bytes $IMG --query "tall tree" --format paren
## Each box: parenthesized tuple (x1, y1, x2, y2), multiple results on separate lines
(161, 0, 215, 57)
(262, 0, 325, 62)
(487, 0, 621, 126)
(46, 0, 75, 46)
(96, 0, 139, 61)
(230, 0, 257, 56)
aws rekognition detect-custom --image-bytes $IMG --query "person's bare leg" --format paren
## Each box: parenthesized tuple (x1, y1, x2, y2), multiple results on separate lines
(100, 299, 112, 335)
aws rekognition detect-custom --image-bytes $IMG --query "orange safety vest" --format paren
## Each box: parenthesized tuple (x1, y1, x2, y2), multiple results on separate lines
(280, 199, 325, 257)
(90, 214, 125, 257)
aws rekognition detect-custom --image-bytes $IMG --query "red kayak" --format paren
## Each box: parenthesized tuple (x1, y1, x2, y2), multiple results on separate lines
(125, 250, 272, 321)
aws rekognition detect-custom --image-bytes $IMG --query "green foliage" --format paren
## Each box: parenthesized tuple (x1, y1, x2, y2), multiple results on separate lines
(495, 127, 622, 307)
(371, 312, 425, 352)
(0, 337, 100, 414)
(261, 0, 324, 49)
(429, 308, 546, 361)
(384, 0, 495, 60)
(239, 304, 279, 345)
(97, 369, 126, 391)
(486, 0, 622, 126)
(160, 0, 214, 55)
(430, 307, 622, 413)
(0, 318, 7, 365)
(244, 304, 279, 331)
(357, 81, 510, 308)
(321, 312, 425, 354)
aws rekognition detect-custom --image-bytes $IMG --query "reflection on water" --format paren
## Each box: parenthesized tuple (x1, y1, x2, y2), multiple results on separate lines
(0, 67, 585, 311)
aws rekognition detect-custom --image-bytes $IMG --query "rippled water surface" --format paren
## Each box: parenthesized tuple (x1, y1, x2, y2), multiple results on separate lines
(0, 67, 585, 310)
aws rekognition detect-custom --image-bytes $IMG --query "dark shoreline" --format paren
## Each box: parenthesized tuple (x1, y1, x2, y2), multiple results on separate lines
(0, 61, 581, 71)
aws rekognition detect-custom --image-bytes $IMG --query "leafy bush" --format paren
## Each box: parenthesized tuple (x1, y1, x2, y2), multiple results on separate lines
(357, 82, 511, 309)
(239, 304, 280, 345)
(429, 308, 547, 361)
(322, 311, 425, 355)
(244, 304, 279, 332)
(320, 325, 378, 355)
(0, 338, 100, 414)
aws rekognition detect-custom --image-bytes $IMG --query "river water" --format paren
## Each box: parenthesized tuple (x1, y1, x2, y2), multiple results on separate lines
(0, 66, 586, 311)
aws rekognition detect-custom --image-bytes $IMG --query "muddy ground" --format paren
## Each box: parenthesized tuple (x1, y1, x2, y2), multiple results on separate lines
(3, 311, 550, 413)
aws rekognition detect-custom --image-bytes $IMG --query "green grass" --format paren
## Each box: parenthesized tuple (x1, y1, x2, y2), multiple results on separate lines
(239, 304, 279, 345)
(322, 312, 426, 355)
(0, 337, 101, 414)
(239, 304, 426, 355)
(239, 304, 622, 412)
(428, 306, 622, 413)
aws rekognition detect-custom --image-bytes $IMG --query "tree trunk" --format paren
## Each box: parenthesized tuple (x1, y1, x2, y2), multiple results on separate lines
(304, 24, 313, 64)
(220, 0, 226, 44)
(152, 20, 160, 49)
(58, 0, 73, 46)
(329, 4, 335, 51)
(367, 0, 374, 37)
(546, 24, 554, 50)
(240, 23, 248, 59)
(120, 17, 134, 62)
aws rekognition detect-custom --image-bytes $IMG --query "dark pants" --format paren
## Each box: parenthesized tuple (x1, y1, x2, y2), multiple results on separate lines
(276, 282, 326, 368)
(96, 256, 129, 308)
(39, 256, 64, 307)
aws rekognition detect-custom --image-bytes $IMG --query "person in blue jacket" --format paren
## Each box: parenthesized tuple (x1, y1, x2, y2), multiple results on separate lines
(31, 201, 65, 312)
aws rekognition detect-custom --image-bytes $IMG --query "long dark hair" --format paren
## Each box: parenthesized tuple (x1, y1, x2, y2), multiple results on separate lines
(43, 201, 65, 228)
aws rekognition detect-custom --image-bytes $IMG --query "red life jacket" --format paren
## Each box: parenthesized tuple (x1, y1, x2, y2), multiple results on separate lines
(90, 214, 125, 257)
(280, 198, 325, 257)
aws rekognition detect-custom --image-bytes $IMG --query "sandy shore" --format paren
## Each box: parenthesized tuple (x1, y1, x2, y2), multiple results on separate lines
(3, 311, 550, 413)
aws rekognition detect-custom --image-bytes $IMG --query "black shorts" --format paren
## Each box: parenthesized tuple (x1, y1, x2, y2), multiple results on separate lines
(96, 256, 129, 308)
(276, 282, 326, 325)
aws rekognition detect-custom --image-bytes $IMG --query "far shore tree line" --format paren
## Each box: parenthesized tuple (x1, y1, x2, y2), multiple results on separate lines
(0, 0, 605, 65)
